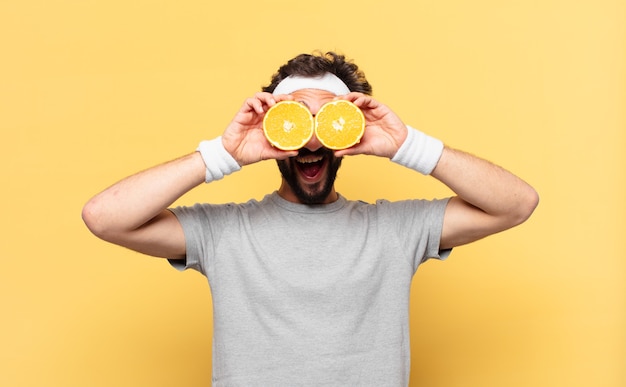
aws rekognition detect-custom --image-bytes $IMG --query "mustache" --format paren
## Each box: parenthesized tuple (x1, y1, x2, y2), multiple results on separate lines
(296, 148, 334, 158)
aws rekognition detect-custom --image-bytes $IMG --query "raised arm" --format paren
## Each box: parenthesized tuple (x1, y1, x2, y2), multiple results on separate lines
(82, 153, 205, 259)
(82, 92, 296, 258)
(338, 92, 539, 250)
(432, 147, 539, 250)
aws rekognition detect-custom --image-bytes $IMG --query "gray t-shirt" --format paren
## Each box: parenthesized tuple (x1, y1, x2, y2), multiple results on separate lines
(170, 192, 450, 386)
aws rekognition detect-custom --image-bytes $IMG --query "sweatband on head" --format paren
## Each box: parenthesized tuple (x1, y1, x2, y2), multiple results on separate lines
(391, 125, 444, 175)
(272, 73, 351, 96)
(196, 137, 241, 183)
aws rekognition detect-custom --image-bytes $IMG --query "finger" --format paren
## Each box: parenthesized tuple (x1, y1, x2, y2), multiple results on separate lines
(334, 142, 365, 158)
(250, 92, 277, 113)
(334, 148, 357, 158)
(336, 94, 375, 111)
(243, 97, 266, 115)
(254, 92, 277, 104)
(265, 148, 298, 161)
(272, 94, 295, 103)
(275, 149, 299, 159)
(335, 92, 365, 102)
(351, 95, 378, 109)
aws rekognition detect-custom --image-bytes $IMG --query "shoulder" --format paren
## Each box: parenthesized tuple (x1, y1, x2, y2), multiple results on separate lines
(372, 197, 450, 213)
(169, 196, 269, 225)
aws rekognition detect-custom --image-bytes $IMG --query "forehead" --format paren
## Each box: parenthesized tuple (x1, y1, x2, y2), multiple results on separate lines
(290, 89, 336, 105)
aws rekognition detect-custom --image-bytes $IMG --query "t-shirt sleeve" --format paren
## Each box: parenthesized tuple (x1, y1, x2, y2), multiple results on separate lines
(166, 205, 213, 275)
(421, 198, 452, 262)
(376, 197, 452, 271)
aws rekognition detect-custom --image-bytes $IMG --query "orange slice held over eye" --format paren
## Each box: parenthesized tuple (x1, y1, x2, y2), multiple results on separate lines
(262, 101, 314, 151)
(263, 100, 365, 151)
(314, 100, 365, 150)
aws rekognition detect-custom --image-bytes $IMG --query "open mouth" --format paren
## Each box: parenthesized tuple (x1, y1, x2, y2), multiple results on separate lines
(295, 153, 327, 179)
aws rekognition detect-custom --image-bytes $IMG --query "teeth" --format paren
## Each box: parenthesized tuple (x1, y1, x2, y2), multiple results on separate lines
(296, 155, 324, 164)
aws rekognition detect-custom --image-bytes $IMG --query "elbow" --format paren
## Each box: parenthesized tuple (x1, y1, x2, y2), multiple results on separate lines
(81, 199, 114, 241)
(512, 186, 540, 226)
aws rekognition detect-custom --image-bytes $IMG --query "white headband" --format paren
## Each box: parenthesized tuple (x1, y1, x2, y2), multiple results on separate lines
(272, 73, 351, 96)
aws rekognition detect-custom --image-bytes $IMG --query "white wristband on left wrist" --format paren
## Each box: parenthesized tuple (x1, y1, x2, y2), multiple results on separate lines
(196, 137, 241, 183)
(391, 125, 444, 175)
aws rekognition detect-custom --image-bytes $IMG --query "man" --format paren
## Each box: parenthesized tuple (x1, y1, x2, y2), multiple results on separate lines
(82, 51, 538, 386)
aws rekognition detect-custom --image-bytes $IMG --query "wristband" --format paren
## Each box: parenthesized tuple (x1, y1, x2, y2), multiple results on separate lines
(391, 125, 444, 175)
(196, 137, 241, 183)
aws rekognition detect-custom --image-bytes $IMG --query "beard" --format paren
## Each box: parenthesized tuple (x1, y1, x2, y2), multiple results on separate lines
(277, 148, 343, 205)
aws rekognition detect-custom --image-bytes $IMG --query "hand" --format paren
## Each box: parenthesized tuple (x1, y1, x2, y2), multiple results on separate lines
(334, 93, 408, 159)
(222, 92, 298, 166)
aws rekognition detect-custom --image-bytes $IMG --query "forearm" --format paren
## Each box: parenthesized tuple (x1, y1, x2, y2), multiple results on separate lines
(391, 126, 538, 248)
(82, 93, 279, 255)
(431, 147, 539, 221)
(82, 151, 206, 239)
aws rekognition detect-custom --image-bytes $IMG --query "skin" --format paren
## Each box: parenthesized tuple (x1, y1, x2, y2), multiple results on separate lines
(276, 89, 342, 204)
(82, 89, 539, 259)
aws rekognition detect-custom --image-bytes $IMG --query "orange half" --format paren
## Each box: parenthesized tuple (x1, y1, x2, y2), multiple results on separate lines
(263, 101, 314, 150)
(314, 100, 365, 150)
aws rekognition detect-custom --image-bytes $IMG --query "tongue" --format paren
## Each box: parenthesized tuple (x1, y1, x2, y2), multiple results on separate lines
(299, 161, 323, 178)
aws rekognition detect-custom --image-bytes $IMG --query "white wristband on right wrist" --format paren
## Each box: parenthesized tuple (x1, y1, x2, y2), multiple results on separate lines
(196, 137, 241, 183)
(391, 125, 444, 175)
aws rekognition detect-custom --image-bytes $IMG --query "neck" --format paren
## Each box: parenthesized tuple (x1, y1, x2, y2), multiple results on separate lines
(277, 180, 338, 204)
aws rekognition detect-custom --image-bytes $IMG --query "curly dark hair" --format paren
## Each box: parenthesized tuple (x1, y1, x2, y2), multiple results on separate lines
(262, 51, 373, 95)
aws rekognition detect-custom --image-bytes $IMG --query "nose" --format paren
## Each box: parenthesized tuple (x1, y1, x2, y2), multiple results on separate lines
(303, 130, 323, 152)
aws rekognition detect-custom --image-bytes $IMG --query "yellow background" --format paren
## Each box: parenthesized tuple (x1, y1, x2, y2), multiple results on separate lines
(1, 1, 624, 386)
